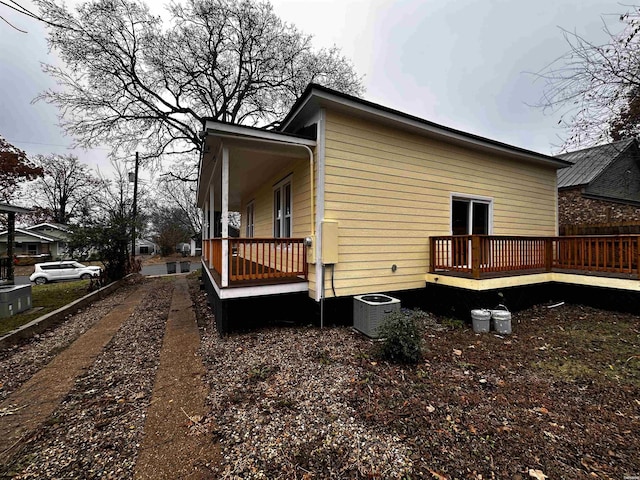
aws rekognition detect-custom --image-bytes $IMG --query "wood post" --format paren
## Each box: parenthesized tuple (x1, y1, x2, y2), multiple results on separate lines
(545, 238, 553, 272)
(471, 235, 481, 279)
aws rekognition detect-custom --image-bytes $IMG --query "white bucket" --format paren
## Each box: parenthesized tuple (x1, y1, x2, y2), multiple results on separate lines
(492, 310, 512, 335)
(471, 309, 491, 333)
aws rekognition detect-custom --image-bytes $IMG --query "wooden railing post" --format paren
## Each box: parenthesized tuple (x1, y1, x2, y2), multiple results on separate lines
(429, 238, 435, 273)
(471, 235, 481, 279)
(545, 238, 553, 272)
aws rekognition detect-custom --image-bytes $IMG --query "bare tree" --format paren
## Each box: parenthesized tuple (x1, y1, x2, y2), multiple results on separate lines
(156, 160, 201, 236)
(30, 153, 101, 225)
(537, 6, 640, 150)
(32, 0, 364, 165)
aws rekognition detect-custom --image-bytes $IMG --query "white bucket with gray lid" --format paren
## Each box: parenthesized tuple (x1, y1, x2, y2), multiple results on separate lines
(491, 310, 512, 335)
(471, 309, 491, 333)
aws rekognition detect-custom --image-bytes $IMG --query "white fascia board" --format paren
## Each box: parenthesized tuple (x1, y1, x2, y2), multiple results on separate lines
(26, 223, 71, 233)
(203, 121, 317, 147)
(285, 88, 567, 169)
(0, 228, 54, 241)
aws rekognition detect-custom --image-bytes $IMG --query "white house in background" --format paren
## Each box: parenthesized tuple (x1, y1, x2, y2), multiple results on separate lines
(0, 222, 71, 259)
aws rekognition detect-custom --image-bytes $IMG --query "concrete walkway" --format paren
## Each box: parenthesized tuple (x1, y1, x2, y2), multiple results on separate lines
(135, 277, 220, 479)
(0, 282, 154, 459)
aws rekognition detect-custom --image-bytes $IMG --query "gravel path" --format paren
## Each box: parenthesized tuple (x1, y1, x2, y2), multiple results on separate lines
(135, 277, 221, 479)
(1, 278, 173, 478)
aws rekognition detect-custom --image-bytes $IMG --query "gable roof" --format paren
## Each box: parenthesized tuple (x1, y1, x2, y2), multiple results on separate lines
(556, 138, 636, 189)
(280, 83, 571, 170)
(26, 223, 72, 233)
(0, 228, 54, 242)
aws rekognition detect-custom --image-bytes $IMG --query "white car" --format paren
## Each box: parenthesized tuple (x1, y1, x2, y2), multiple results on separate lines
(30, 261, 102, 285)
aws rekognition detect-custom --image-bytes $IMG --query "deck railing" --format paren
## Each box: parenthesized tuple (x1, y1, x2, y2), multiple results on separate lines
(430, 235, 640, 279)
(202, 237, 307, 284)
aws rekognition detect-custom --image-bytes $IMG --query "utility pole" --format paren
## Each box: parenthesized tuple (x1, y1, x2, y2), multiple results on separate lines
(131, 151, 139, 258)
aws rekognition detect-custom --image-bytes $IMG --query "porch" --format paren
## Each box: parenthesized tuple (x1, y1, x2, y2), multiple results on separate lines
(202, 237, 308, 288)
(428, 235, 640, 291)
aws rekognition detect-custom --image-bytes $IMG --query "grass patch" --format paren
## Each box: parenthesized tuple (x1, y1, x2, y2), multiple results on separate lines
(0, 281, 91, 336)
(534, 317, 640, 386)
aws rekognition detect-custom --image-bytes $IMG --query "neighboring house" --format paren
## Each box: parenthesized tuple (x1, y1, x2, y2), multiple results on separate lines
(197, 83, 573, 331)
(135, 238, 158, 256)
(0, 222, 71, 259)
(557, 138, 640, 227)
(190, 235, 202, 257)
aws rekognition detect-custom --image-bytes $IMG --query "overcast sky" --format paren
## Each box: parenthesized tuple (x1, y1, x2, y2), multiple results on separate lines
(0, 0, 624, 175)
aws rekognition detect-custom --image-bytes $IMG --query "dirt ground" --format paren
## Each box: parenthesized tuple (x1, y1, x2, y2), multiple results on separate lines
(191, 287, 640, 479)
(1, 275, 638, 479)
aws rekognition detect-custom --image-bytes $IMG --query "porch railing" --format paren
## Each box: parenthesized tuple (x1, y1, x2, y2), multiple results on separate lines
(203, 237, 307, 284)
(430, 235, 640, 279)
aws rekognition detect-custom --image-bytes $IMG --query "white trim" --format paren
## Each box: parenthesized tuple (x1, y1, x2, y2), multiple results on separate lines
(315, 109, 327, 302)
(221, 146, 229, 287)
(281, 88, 567, 169)
(26, 223, 71, 233)
(449, 193, 494, 235)
(272, 174, 293, 238)
(202, 259, 309, 299)
(425, 271, 640, 292)
(245, 200, 255, 237)
(203, 121, 316, 147)
(0, 228, 55, 242)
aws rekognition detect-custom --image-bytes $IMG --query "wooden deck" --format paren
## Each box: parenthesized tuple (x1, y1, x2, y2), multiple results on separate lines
(430, 235, 640, 280)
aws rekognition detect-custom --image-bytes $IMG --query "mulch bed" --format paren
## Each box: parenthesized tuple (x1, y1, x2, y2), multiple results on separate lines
(191, 282, 640, 479)
(0, 277, 638, 479)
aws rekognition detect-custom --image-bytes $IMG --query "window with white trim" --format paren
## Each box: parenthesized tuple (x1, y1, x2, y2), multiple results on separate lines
(246, 201, 255, 237)
(451, 196, 492, 235)
(273, 176, 292, 238)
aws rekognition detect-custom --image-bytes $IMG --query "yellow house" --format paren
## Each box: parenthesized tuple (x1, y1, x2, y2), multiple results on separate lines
(197, 84, 613, 332)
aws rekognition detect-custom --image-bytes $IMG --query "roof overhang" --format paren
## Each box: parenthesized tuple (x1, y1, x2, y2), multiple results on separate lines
(281, 84, 571, 170)
(0, 228, 54, 242)
(0, 203, 32, 214)
(197, 121, 316, 207)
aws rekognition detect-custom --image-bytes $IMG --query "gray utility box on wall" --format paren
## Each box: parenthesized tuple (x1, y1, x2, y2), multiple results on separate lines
(0, 284, 32, 318)
(353, 294, 401, 338)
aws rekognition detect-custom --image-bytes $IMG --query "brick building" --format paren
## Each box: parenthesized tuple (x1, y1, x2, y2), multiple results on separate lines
(557, 138, 640, 228)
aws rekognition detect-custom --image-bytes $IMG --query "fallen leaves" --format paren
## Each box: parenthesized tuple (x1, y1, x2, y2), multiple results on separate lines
(528, 468, 548, 479)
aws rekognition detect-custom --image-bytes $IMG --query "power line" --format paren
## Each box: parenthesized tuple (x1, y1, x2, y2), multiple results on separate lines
(9, 139, 112, 151)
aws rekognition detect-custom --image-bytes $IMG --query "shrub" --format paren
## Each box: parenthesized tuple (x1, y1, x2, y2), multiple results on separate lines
(376, 310, 424, 364)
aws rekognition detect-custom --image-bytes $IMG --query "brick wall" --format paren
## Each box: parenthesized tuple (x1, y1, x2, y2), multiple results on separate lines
(559, 188, 640, 226)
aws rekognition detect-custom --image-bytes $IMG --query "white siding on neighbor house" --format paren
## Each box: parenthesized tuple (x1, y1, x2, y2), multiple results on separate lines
(321, 111, 558, 298)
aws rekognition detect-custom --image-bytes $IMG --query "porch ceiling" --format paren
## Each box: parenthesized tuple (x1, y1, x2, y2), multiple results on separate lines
(199, 135, 313, 211)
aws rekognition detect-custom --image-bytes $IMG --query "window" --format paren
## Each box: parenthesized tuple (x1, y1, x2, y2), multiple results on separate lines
(246, 202, 255, 237)
(273, 176, 292, 238)
(27, 244, 38, 255)
(451, 196, 492, 235)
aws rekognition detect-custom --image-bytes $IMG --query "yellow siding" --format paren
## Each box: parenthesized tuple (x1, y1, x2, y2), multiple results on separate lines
(322, 111, 558, 298)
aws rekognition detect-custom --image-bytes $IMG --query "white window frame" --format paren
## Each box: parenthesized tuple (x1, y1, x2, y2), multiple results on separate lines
(450, 193, 493, 235)
(273, 175, 293, 238)
(246, 201, 255, 237)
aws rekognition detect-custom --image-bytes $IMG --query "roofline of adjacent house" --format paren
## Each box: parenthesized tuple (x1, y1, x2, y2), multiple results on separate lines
(279, 83, 571, 169)
(26, 222, 72, 233)
(199, 119, 317, 146)
(0, 228, 54, 241)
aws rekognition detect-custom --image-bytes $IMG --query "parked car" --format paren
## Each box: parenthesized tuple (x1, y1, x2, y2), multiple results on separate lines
(29, 261, 102, 285)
